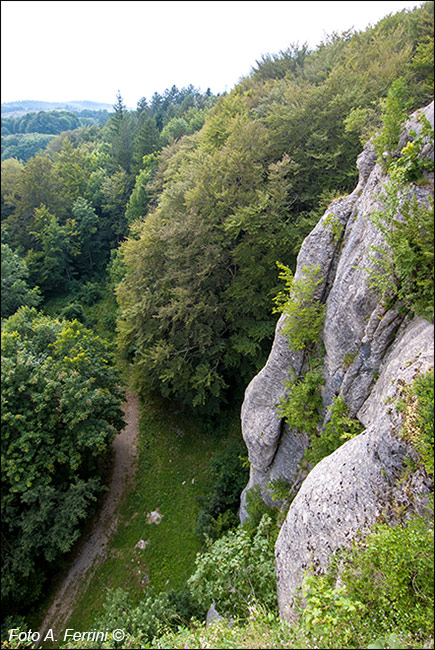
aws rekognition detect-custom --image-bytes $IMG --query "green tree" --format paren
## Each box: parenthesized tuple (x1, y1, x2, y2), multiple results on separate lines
(1, 243, 41, 318)
(131, 117, 160, 174)
(374, 77, 414, 165)
(101, 168, 131, 245)
(25, 205, 79, 293)
(108, 92, 137, 175)
(71, 196, 100, 276)
(1, 307, 125, 613)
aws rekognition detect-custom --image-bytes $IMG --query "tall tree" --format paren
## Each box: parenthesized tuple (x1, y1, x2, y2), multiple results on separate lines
(1, 307, 125, 613)
(108, 91, 136, 174)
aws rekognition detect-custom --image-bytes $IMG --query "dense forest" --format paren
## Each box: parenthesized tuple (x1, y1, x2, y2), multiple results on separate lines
(1, 2, 434, 648)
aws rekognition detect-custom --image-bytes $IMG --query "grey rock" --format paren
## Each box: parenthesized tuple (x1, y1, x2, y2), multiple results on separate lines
(238, 101, 434, 622)
(241, 313, 304, 474)
(275, 316, 433, 622)
(206, 601, 223, 627)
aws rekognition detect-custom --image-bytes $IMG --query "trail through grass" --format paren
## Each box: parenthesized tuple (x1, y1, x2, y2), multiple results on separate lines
(64, 392, 242, 633)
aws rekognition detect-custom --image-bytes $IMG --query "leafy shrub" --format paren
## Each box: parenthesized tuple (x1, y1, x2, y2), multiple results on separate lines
(343, 514, 434, 638)
(300, 572, 365, 646)
(369, 101, 434, 322)
(389, 113, 434, 183)
(374, 77, 413, 166)
(188, 514, 278, 617)
(368, 182, 434, 322)
(77, 281, 103, 306)
(94, 588, 178, 647)
(166, 586, 207, 626)
(299, 511, 434, 648)
(59, 302, 87, 323)
(242, 485, 277, 535)
(398, 370, 434, 475)
(196, 442, 249, 540)
(273, 263, 326, 351)
(304, 395, 364, 467)
(276, 367, 324, 436)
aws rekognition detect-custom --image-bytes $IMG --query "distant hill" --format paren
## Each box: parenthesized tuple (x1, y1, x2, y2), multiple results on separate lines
(1, 100, 114, 118)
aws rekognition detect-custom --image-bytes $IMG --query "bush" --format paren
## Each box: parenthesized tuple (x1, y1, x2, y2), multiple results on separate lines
(368, 113, 434, 322)
(77, 281, 103, 306)
(94, 588, 177, 647)
(304, 395, 363, 467)
(370, 190, 434, 321)
(196, 442, 249, 541)
(276, 367, 324, 436)
(398, 370, 434, 475)
(273, 263, 326, 351)
(374, 77, 413, 167)
(242, 485, 277, 535)
(299, 511, 434, 648)
(188, 514, 278, 617)
(59, 302, 87, 323)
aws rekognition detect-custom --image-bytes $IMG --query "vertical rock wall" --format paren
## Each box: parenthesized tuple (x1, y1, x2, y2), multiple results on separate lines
(239, 101, 434, 621)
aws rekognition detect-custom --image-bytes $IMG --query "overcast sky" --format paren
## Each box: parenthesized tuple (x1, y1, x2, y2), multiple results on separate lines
(1, 0, 424, 108)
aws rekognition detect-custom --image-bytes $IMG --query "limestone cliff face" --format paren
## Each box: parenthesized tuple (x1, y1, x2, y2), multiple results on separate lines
(240, 101, 434, 621)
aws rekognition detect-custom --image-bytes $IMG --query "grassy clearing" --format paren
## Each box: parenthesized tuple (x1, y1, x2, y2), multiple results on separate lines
(64, 392, 243, 632)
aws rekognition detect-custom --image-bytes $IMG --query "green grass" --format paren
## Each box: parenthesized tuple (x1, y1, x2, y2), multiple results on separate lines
(64, 392, 242, 632)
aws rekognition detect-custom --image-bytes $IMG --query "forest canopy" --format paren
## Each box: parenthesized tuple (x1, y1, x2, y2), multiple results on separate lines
(116, 2, 434, 412)
(1, 2, 434, 417)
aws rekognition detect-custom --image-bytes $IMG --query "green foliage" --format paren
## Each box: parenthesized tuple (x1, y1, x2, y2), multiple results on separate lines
(304, 395, 364, 467)
(273, 264, 326, 351)
(25, 204, 79, 294)
(297, 510, 434, 648)
(390, 112, 435, 183)
(125, 153, 159, 224)
(76, 280, 103, 306)
(343, 351, 358, 368)
(343, 106, 377, 145)
(300, 572, 365, 645)
(398, 370, 434, 474)
(188, 514, 277, 617)
(196, 442, 249, 541)
(59, 302, 87, 324)
(276, 367, 325, 436)
(374, 77, 414, 166)
(1, 109, 109, 138)
(1, 133, 56, 162)
(368, 110, 434, 321)
(1, 307, 125, 613)
(1, 243, 40, 318)
(368, 181, 434, 321)
(266, 476, 293, 503)
(242, 485, 277, 536)
(94, 588, 176, 647)
(342, 514, 434, 639)
(322, 211, 345, 243)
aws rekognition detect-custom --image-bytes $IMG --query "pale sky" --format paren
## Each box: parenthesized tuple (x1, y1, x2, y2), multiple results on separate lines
(1, 0, 424, 108)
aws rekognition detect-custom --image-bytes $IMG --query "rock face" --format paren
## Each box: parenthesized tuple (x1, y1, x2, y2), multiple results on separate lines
(239, 101, 434, 621)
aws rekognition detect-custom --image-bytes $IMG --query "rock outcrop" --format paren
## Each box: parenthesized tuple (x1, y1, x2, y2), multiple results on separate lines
(239, 101, 434, 621)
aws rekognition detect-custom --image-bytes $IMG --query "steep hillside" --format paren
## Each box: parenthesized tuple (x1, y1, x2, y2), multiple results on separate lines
(239, 100, 434, 622)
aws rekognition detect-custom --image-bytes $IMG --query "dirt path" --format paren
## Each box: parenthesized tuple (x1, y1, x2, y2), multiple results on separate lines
(37, 392, 139, 645)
